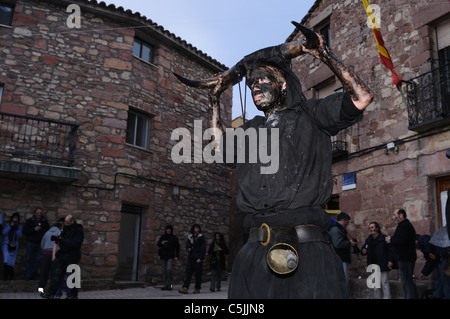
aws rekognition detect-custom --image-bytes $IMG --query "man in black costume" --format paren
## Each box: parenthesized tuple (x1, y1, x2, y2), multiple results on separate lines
(175, 23, 373, 298)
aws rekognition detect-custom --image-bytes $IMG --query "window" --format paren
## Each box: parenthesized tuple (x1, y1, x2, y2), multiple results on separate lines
(316, 18, 331, 48)
(126, 109, 150, 149)
(0, 3, 14, 26)
(133, 38, 153, 63)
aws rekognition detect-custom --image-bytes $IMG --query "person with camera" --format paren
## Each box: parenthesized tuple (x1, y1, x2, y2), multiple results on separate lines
(38, 217, 65, 295)
(178, 223, 206, 294)
(2, 213, 23, 280)
(157, 225, 180, 290)
(23, 207, 49, 280)
(41, 215, 84, 299)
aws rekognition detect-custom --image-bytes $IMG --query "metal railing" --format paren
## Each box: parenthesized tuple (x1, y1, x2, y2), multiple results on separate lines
(405, 62, 450, 130)
(0, 112, 79, 167)
(332, 140, 348, 153)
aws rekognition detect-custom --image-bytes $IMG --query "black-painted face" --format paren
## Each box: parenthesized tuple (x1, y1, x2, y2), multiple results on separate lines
(247, 68, 283, 112)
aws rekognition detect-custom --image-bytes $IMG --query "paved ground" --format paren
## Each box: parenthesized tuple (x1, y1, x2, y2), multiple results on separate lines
(0, 282, 228, 299)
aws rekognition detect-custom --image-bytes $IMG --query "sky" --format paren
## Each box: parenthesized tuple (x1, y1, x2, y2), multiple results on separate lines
(100, 0, 317, 120)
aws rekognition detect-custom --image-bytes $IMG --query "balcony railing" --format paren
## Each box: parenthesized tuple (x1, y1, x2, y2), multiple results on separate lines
(405, 62, 450, 131)
(331, 140, 348, 163)
(0, 112, 79, 167)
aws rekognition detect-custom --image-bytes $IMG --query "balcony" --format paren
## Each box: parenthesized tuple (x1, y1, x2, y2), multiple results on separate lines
(0, 112, 81, 183)
(405, 62, 450, 132)
(331, 140, 348, 163)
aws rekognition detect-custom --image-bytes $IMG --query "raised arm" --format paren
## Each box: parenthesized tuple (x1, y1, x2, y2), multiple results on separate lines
(290, 22, 374, 110)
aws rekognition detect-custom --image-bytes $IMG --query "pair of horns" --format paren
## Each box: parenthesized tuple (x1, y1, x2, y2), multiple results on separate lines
(173, 22, 319, 90)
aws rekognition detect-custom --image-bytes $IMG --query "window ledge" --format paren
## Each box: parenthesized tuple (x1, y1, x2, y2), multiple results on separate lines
(132, 55, 158, 69)
(126, 143, 153, 154)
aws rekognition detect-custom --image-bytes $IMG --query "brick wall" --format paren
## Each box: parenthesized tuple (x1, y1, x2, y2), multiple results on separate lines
(0, 0, 232, 284)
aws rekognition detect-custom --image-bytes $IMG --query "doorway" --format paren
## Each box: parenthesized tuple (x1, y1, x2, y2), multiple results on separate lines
(436, 176, 450, 228)
(116, 204, 142, 281)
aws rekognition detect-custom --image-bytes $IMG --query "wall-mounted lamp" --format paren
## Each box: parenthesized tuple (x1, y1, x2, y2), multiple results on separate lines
(384, 142, 399, 155)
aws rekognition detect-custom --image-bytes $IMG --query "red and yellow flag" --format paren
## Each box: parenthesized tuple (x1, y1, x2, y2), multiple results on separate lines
(362, 0, 402, 89)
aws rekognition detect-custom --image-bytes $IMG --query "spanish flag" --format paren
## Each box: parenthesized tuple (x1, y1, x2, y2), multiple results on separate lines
(362, 0, 402, 89)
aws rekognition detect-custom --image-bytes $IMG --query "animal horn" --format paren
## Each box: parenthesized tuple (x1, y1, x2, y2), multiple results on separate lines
(280, 22, 320, 59)
(174, 23, 319, 89)
(173, 65, 242, 90)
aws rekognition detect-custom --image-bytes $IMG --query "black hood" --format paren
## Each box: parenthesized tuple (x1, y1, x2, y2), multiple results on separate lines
(236, 44, 307, 112)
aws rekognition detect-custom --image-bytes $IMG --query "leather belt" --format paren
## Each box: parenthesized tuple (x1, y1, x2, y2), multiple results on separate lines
(248, 223, 329, 245)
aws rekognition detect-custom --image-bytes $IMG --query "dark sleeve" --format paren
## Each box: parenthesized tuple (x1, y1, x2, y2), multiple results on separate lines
(200, 237, 206, 259)
(22, 219, 34, 236)
(361, 237, 370, 255)
(387, 242, 395, 262)
(175, 237, 180, 258)
(222, 242, 229, 255)
(208, 241, 214, 255)
(42, 219, 50, 233)
(330, 227, 350, 249)
(304, 92, 363, 136)
(61, 229, 84, 249)
(390, 223, 411, 246)
(340, 94, 364, 121)
(157, 235, 163, 247)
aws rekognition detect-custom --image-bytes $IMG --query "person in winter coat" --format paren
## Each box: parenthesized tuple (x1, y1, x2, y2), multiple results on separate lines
(208, 232, 229, 292)
(386, 208, 417, 299)
(38, 218, 65, 294)
(178, 223, 206, 294)
(157, 225, 180, 290)
(2, 213, 22, 280)
(329, 212, 356, 285)
(416, 234, 449, 298)
(41, 215, 84, 299)
(361, 222, 393, 299)
(23, 207, 49, 280)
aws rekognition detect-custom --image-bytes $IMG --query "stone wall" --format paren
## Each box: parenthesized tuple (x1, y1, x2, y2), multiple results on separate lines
(0, 0, 232, 284)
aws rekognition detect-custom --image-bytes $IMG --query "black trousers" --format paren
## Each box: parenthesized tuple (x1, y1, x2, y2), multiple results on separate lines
(183, 257, 203, 290)
(47, 258, 79, 297)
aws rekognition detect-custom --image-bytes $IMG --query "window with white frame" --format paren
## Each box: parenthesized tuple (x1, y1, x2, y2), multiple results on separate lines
(133, 38, 154, 64)
(126, 108, 150, 149)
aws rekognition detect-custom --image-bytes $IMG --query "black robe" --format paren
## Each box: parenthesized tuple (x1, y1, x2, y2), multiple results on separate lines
(226, 92, 363, 299)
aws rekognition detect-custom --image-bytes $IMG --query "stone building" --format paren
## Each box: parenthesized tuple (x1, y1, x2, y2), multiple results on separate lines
(288, 0, 450, 295)
(0, 0, 232, 285)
